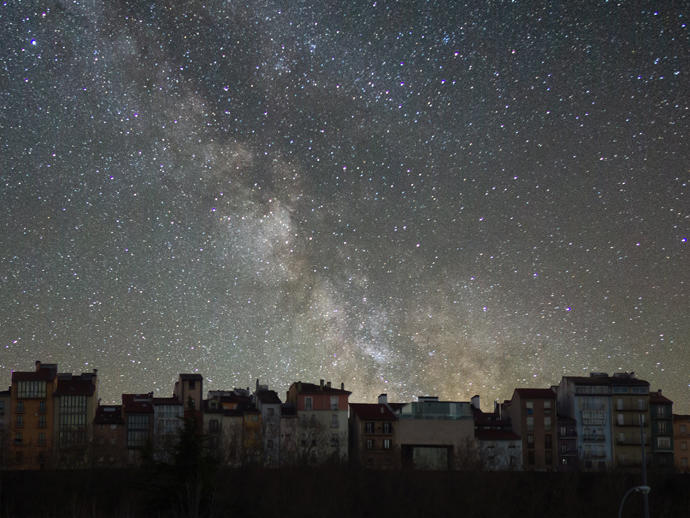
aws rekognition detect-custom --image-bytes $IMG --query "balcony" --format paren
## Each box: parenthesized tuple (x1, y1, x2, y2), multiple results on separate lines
(616, 437, 649, 446)
(583, 451, 607, 459)
(582, 434, 605, 442)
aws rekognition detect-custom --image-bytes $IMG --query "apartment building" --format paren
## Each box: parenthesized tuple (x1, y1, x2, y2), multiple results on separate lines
(649, 390, 674, 469)
(396, 396, 476, 470)
(505, 388, 557, 471)
(285, 380, 351, 464)
(673, 414, 690, 472)
(349, 394, 398, 469)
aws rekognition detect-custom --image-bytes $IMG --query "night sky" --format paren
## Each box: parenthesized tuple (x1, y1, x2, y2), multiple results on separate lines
(1, 1, 687, 409)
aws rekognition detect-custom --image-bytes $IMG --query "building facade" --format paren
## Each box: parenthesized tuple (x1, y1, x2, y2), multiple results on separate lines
(558, 374, 614, 470)
(505, 388, 558, 471)
(349, 395, 398, 469)
(285, 380, 350, 464)
(53, 371, 99, 468)
(253, 381, 282, 466)
(649, 390, 674, 469)
(396, 396, 476, 470)
(673, 414, 690, 472)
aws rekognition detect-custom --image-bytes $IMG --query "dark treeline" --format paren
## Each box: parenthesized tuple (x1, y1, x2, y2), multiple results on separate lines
(1, 467, 688, 518)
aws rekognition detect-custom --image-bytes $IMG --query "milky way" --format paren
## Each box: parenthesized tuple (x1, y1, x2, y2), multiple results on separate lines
(1, 1, 687, 409)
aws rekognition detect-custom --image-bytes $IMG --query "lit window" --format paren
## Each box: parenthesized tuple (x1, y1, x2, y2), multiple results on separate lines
(383, 439, 391, 449)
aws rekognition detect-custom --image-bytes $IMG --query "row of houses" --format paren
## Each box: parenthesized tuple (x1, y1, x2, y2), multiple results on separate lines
(2, 361, 690, 472)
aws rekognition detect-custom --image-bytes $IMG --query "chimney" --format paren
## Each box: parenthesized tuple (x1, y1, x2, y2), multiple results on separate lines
(320, 379, 324, 389)
(378, 394, 388, 405)
(340, 382, 344, 390)
(256, 379, 259, 391)
(35, 360, 41, 371)
(471, 395, 480, 411)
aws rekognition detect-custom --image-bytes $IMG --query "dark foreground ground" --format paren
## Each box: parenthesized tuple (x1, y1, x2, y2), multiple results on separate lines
(0, 467, 688, 518)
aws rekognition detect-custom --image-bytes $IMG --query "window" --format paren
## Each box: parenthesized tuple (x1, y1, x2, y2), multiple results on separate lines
(383, 439, 391, 449)
(39, 400, 46, 413)
(331, 414, 339, 428)
(545, 451, 553, 466)
(682, 457, 688, 467)
(127, 414, 151, 449)
(17, 381, 46, 399)
(656, 406, 665, 418)
(657, 421, 669, 434)
(681, 441, 687, 451)
(38, 415, 46, 428)
(637, 399, 646, 410)
(544, 400, 552, 412)
(681, 424, 687, 434)
(38, 432, 46, 446)
(560, 425, 567, 437)
(304, 397, 313, 410)
(382, 422, 392, 434)
(330, 396, 339, 410)
(365, 422, 375, 434)
(526, 401, 534, 415)
(544, 416, 552, 431)
(14, 432, 22, 444)
(617, 399, 624, 410)
(267, 439, 274, 449)
(16, 415, 23, 428)
(526, 416, 534, 431)
(16, 401, 24, 413)
(366, 439, 374, 449)
(208, 419, 220, 433)
(545, 434, 552, 450)
(527, 434, 534, 446)
(657, 437, 671, 449)
(528, 451, 535, 466)
(330, 434, 339, 448)
(617, 413, 624, 426)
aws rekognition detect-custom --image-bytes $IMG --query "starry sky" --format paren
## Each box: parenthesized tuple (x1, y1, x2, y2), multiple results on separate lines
(1, 1, 688, 409)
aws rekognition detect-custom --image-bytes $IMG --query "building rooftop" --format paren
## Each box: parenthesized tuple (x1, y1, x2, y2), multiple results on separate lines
(179, 374, 203, 381)
(12, 362, 58, 382)
(290, 381, 351, 396)
(513, 388, 556, 399)
(563, 373, 649, 387)
(55, 377, 96, 397)
(349, 403, 397, 421)
(650, 391, 673, 405)
(255, 389, 282, 405)
(153, 397, 182, 406)
(94, 405, 124, 425)
(122, 393, 154, 413)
